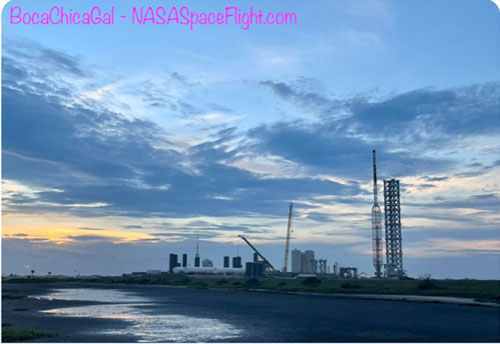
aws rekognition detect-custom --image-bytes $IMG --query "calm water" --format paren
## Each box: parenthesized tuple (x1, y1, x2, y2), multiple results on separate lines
(34, 288, 243, 342)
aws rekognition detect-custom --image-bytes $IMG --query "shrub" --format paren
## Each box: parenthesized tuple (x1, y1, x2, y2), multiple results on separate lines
(278, 281, 287, 287)
(231, 280, 242, 286)
(192, 281, 208, 288)
(301, 277, 321, 286)
(245, 278, 260, 286)
(2, 329, 56, 342)
(341, 282, 361, 289)
(216, 279, 229, 285)
(417, 273, 439, 290)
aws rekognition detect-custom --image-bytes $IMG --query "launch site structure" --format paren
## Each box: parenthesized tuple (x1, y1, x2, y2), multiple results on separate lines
(282, 202, 294, 273)
(384, 179, 403, 278)
(371, 150, 383, 277)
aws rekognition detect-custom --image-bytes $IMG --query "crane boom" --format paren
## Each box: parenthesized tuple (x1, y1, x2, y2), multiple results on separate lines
(238, 235, 277, 273)
(282, 202, 293, 272)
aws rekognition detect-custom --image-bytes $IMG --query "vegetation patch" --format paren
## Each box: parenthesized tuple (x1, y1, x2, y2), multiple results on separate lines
(417, 275, 442, 290)
(192, 281, 208, 288)
(301, 277, 321, 286)
(4, 275, 499, 303)
(245, 278, 260, 287)
(2, 329, 57, 342)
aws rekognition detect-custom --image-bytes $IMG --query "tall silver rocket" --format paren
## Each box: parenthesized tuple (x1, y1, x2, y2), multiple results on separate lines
(371, 150, 383, 277)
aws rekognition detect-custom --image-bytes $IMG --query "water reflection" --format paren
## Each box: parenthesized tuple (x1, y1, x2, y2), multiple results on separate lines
(35, 288, 146, 303)
(37, 288, 243, 342)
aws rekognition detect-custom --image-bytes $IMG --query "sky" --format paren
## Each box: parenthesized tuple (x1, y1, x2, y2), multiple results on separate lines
(1, 0, 499, 279)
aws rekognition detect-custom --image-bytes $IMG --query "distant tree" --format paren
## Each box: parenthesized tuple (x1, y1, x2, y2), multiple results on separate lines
(301, 277, 321, 286)
(30, 270, 35, 278)
(418, 273, 439, 290)
(48, 272, 52, 277)
(418, 273, 432, 280)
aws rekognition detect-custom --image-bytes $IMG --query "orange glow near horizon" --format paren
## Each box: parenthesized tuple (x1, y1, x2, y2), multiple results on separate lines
(1, 213, 156, 244)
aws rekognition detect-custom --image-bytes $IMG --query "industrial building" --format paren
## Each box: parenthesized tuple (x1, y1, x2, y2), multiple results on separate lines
(339, 267, 358, 279)
(384, 179, 404, 278)
(245, 262, 265, 277)
(291, 249, 302, 273)
(169, 253, 179, 273)
(165, 152, 408, 280)
(232, 256, 242, 268)
(312, 259, 327, 274)
(173, 267, 245, 275)
(290, 249, 324, 274)
(169, 250, 245, 275)
(202, 259, 213, 267)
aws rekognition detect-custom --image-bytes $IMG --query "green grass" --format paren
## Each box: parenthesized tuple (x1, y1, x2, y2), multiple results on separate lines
(1, 329, 57, 342)
(4, 275, 499, 303)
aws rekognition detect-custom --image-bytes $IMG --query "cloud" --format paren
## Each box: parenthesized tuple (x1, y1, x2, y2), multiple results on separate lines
(66, 235, 116, 242)
(346, 83, 500, 142)
(247, 120, 452, 179)
(404, 238, 500, 258)
(2, 43, 360, 219)
(2, 39, 499, 278)
(260, 80, 346, 120)
(3, 38, 87, 77)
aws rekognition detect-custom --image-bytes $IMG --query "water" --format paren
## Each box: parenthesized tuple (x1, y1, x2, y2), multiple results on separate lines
(34, 288, 146, 303)
(35, 288, 243, 342)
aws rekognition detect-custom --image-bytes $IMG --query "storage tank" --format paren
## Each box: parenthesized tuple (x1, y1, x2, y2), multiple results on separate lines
(291, 249, 302, 273)
(303, 250, 315, 273)
(232, 256, 242, 268)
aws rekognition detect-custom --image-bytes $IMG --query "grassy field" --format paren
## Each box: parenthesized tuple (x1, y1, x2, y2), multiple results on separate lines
(1, 329, 57, 342)
(4, 275, 500, 303)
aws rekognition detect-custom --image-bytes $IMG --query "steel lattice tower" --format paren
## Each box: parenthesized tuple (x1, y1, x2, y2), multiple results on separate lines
(383, 179, 403, 278)
(371, 150, 383, 277)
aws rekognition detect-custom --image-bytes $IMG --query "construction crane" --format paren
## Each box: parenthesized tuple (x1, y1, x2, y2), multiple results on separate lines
(371, 150, 383, 277)
(238, 235, 277, 273)
(282, 202, 293, 272)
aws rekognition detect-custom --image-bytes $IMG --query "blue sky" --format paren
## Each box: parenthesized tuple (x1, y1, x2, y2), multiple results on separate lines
(2, 0, 499, 278)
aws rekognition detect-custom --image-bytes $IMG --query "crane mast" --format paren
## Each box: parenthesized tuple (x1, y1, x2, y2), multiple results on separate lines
(371, 150, 383, 277)
(238, 235, 277, 273)
(282, 202, 293, 272)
